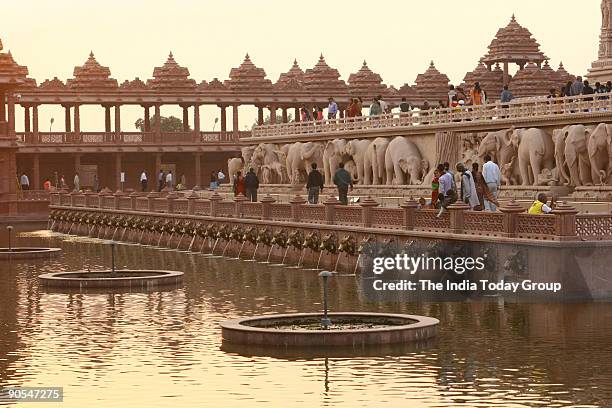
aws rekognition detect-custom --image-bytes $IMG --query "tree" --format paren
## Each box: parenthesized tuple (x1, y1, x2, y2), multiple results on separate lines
(251, 113, 294, 129)
(135, 115, 188, 132)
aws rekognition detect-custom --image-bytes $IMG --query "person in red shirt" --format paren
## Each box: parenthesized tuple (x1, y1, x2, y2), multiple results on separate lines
(233, 171, 246, 197)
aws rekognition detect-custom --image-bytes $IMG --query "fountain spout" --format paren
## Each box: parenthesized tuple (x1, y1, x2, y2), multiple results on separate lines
(319, 271, 333, 329)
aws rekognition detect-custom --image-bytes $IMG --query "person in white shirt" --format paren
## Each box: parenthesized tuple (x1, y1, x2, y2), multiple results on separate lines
(456, 163, 480, 210)
(436, 164, 457, 217)
(20, 173, 30, 191)
(140, 170, 148, 192)
(377, 94, 389, 114)
(482, 154, 501, 211)
(73, 173, 80, 192)
(217, 170, 226, 184)
(165, 171, 174, 191)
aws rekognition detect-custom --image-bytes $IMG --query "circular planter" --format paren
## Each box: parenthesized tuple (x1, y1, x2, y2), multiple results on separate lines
(220, 312, 439, 347)
(38, 269, 184, 289)
(0, 247, 62, 260)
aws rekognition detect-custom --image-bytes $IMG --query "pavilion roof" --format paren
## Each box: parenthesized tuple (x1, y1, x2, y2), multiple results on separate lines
(414, 61, 450, 104)
(554, 62, 576, 85)
(39, 77, 67, 90)
(462, 60, 505, 98)
(0, 38, 30, 88)
(205, 78, 229, 92)
(147, 52, 197, 91)
(482, 15, 548, 65)
(119, 77, 149, 91)
(398, 83, 419, 100)
(276, 59, 305, 86)
(303, 54, 347, 94)
(225, 54, 273, 92)
(347, 61, 387, 98)
(509, 62, 552, 97)
(66, 51, 118, 91)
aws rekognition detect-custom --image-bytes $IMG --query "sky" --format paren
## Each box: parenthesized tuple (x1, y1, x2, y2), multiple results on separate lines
(2, 0, 602, 131)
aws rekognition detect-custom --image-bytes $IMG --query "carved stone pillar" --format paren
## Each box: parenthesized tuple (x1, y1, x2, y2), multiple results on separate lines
(114, 104, 121, 136)
(220, 105, 227, 135)
(261, 194, 276, 220)
(23, 105, 30, 133)
(32, 154, 40, 190)
(359, 196, 379, 227)
(323, 196, 339, 225)
(448, 201, 471, 234)
(143, 105, 150, 132)
(290, 195, 307, 222)
(32, 104, 39, 135)
(499, 200, 524, 237)
(257, 106, 264, 125)
(552, 202, 579, 241)
(400, 198, 419, 230)
(104, 105, 112, 133)
(182, 105, 189, 131)
(232, 104, 239, 140)
(154, 104, 161, 142)
(64, 105, 71, 132)
(74, 104, 80, 137)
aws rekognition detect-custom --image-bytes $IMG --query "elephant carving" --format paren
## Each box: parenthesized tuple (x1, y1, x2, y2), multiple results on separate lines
(323, 139, 349, 184)
(251, 143, 282, 174)
(364, 137, 390, 185)
(344, 159, 359, 182)
(286, 142, 324, 184)
(344, 139, 371, 185)
(478, 128, 517, 171)
(241, 146, 256, 169)
(564, 124, 594, 186)
(384, 136, 428, 185)
(501, 157, 520, 185)
(227, 157, 244, 182)
(552, 126, 571, 186)
(510, 128, 555, 186)
(587, 122, 612, 185)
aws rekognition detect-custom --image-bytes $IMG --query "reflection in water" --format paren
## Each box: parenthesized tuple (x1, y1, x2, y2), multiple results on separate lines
(0, 231, 610, 407)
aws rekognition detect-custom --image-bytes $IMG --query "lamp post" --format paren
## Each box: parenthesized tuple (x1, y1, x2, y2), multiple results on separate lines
(110, 241, 116, 277)
(6, 225, 13, 252)
(319, 270, 333, 329)
(49, 117, 54, 132)
(212, 117, 219, 132)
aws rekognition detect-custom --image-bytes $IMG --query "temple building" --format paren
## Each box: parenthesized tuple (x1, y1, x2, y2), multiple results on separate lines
(589, 0, 612, 82)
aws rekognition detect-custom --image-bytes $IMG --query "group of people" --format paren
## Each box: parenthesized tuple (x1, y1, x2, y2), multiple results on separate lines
(155, 170, 189, 192)
(427, 155, 554, 216)
(20, 171, 82, 193)
(232, 168, 259, 202)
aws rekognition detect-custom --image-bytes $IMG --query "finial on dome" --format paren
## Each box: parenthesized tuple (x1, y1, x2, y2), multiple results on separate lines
(245, 53, 250, 60)
(89, 50, 94, 58)
(511, 14, 516, 22)
(363, 60, 367, 67)
(169, 51, 173, 59)
(558, 61, 564, 68)
(293, 58, 298, 65)
(319, 53, 325, 61)
(430, 60, 435, 67)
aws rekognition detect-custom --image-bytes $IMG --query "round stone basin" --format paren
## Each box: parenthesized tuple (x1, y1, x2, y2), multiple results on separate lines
(0, 247, 61, 260)
(38, 270, 184, 289)
(220, 313, 439, 347)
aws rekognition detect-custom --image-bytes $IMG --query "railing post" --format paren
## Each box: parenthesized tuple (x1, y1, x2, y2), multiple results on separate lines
(187, 191, 199, 215)
(147, 191, 158, 212)
(552, 201, 579, 241)
(323, 196, 339, 225)
(69, 191, 77, 207)
(50, 192, 60, 206)
(113, 190, 123, 210)
(290, 195, 307, 222)
(129, 191, 139, 211)
(447, 202, 471, 234)
(499, 200, 524, 237)
(167, 192, 177, 213)
(261, 194, 276, 220)
(210, 191, 223, 217)
(234, 194, 248, 217)
(359, 196, 379, 228)
(400, 198, 419, 230)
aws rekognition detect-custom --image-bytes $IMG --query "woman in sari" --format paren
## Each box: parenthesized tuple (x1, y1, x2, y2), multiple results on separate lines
(233, 171, 246, 197)
(472, 162, 498, 210)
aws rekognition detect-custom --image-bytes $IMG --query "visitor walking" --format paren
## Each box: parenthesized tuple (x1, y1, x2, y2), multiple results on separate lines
(245, 168, 259, 202)
(60, 174, 67, 190)
(448, 85, 457, 106)
(347, 99, 360, 118)
(327, 97, 338, 119)
(457, 163, 480, 210)
(20, 172, 29, 191)
(317, 107, 324, 121)
(306, 163, 324, 204)
(301, 106, 311, 121)
(140, 170, 148, 192)
(500, 85, 513, 103)
(180, 174, 187, 189)
(92, 174, 99, 193)
(43, 179, 51, 191)
(469, 82, 485, 105)
(431, 168, 440, 208)
(369, 98, 382, 116)
(158, 170, 165, 192)
(570, 76, 584, 96)
(436, 164, 457, 217)
(443, 162, 456, 192)
(233, 171, 246, 197)
(333, 162, 353, 205)
(583, 80, 595, 102)
(73, 172, 80, 192)
(217, 169, 226, 184)
(210, 171, 218, 189)
(377, 95, 389, 114)
(399, 97, 411, 113)
(528, 193, 555, 214)
(482, 154, 501, 211)
(166, 170, 174, 191)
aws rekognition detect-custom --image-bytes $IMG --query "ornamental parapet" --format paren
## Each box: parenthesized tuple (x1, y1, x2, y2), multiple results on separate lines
(48, 191, 612, 242)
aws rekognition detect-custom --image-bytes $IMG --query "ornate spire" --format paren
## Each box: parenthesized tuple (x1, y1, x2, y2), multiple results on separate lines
(482, 15, 548, 66)
(303, 54, 347, 94)
(226, 54, 272, 92)
(147, 52, 196, 91)
(509, 62, 550, 97)
(414, 61, 450, 103)
(276, 58, 305, 87)
(462, 60, 505, 97)
(347, 60, 386, 98)
(0, 39, 30, 88)
(67, 51, 118, 90)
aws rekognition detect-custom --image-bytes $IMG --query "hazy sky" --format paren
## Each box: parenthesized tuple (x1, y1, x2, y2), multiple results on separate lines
(2, 0, 602, 131)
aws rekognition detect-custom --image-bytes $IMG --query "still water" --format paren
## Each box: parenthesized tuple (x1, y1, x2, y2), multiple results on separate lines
(0, 230, 611, 407)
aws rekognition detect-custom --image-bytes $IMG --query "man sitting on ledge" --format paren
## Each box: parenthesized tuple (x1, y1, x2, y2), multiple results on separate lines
(528, 193, 555, 214)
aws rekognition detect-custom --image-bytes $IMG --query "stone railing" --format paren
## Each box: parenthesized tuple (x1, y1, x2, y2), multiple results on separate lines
(251, 93, 612, 138)
(47, 191, 612, 242)
(16, 130, 249, 145)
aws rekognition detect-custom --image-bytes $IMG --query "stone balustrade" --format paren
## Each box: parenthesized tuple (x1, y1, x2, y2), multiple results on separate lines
(250, 93, 612, 139)
(48, 191, 612, 242)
